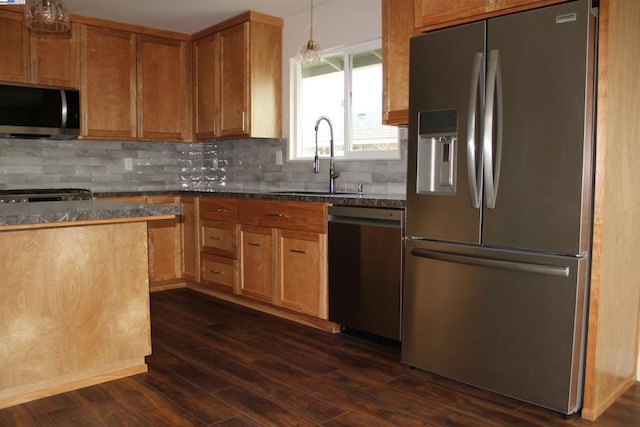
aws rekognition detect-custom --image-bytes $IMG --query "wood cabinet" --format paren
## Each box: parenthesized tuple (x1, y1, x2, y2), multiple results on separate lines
(239, 225, 275, 303)
(193, 12, 282, 141)
(414, 0, 565, 31)
(98, 195, 184, 291)
(194, 33, 218, 140)
(277, 230, 327, 318)
(237, 199, 328, 318)
(199, 198, 238, 292)
(81, 25, 191, 141)
(80, 25, 136, 139)
(137, 35, 192, 141)
(180, 196, 199, 282)
(143, 196, 183, 290)
(0, 9, 78, 87)
(382, 0, 413, 126)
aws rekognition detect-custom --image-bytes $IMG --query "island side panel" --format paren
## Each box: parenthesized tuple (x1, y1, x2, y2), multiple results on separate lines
(0, 221, 151, 408)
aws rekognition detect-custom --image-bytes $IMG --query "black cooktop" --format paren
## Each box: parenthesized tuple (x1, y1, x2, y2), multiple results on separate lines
(0, 188, 93, 203)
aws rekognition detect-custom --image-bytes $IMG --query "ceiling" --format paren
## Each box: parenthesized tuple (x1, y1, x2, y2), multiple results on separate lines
(63, 0, 334, 34)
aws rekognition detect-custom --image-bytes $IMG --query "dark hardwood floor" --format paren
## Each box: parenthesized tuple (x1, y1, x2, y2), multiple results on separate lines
(1, 288, 638, 426)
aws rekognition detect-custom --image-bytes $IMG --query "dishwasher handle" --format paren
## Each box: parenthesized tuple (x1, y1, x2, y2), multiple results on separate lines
(328, 206, 403, 229)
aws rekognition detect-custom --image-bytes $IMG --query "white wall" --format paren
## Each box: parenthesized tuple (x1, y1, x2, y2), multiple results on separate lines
(282, 0, 382, 139)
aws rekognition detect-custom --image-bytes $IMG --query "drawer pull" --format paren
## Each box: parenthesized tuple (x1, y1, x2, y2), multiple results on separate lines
(210, 270, 224, 275)
(266, 212, 288, 218)
(289, 249, 307, 254)
(209, 236, 224, 241)
(247, 242, 261, 247)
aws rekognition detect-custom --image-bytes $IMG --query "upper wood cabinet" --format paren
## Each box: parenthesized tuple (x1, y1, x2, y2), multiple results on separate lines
(414, 0, 566, 31)
(194, 12, 282, 141)
(0, 9, 79, 88)
(137, 35, 192, 141)
(194, 33, 218, 140)
(382, 0, 413, 126)
(80, 25, 136, 139)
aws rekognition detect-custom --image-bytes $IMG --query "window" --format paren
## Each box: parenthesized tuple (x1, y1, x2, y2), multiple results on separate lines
(291, 40, 399, 160)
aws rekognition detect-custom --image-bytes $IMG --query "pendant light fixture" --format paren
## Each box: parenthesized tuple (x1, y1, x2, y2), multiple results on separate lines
(297, 0, 324, 65)
(24, 0, 71, 33)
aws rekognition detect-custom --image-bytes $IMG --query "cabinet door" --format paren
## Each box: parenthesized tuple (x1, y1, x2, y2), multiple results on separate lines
(217, 22, 249, 138)
(415, 0, 487, 29)
(0, 10, 29, 83)
(146, 196, 182, 286)
(239, 225, 274, 303)
(194, 33, 218, 140)
(137, 35, 190, 141)
(181, 197, 199, 282)
(382, 0, 413, 125)
(277, 230, 327, 318)
(80, 25, 136, 139)
(30, 23, 79, 88)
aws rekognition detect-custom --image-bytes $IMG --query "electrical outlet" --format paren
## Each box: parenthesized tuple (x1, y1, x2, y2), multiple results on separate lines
(124, 158, 133, 171)
(275, 150, 283, 165)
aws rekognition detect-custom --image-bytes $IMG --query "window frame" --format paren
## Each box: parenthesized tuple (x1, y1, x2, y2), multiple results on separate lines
(289, 38, 400, 161)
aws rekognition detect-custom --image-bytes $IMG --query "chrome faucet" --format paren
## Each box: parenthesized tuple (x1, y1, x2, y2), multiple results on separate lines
(314, 116, 340, 193)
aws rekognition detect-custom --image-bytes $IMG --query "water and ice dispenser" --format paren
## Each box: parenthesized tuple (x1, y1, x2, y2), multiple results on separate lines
(416, 109, 458, 195)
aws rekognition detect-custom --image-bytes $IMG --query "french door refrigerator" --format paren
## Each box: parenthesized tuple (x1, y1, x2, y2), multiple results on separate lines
(402, 0, 596, 415)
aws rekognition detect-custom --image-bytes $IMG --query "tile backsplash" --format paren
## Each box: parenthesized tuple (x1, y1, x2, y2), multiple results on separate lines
(0, 131, 407, 195)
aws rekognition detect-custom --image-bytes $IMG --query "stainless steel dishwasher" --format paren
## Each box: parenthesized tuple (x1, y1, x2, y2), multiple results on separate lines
(328, 205, 404, 342)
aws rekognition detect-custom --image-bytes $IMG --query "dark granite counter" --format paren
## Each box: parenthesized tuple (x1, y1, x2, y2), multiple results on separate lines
(0, 200, 182, 228)
(96, 189, 406, 208)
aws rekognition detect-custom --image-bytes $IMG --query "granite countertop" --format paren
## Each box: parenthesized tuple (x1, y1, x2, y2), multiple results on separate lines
(0, 200, 183, 228)
(96, 189, 407, 208)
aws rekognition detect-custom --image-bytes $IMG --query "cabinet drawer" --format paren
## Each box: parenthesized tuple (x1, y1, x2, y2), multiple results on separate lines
(237, 200, 327, 233)
(201, 253, 236, 290)
(200, 197, 237, 222)
(201, 220, 236, 256)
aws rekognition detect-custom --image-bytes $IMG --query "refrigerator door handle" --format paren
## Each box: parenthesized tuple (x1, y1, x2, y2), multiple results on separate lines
(410, 248, 570, 277)
(467, 52, 484, 209)
(483, 49, 504, 209)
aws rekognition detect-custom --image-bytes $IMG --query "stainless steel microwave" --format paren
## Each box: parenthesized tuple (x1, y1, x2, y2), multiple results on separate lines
(0, 83, 80, 139)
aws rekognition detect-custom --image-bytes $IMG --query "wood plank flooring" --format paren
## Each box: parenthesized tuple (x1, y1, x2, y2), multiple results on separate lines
(1, 288, 638, 426)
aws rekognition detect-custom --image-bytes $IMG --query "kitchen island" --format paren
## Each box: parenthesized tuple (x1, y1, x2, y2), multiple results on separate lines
(0, 200, 181, 409)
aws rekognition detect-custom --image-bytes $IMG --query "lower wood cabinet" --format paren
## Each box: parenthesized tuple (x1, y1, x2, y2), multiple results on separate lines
(149, 195, 330, 322)
(98, 195, 184, 292)
(180, 196, 199, 282)
(146, 196, 182, 289)
(277, 229, 327, 318)
(239, 224, 274, 303)
(236, 199, 329, 319)
(198, 198, 238, 292)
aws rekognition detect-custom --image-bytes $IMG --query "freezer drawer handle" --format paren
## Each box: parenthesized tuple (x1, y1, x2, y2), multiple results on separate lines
(410, 248, 570, 277)
(466, 52, 484, 209)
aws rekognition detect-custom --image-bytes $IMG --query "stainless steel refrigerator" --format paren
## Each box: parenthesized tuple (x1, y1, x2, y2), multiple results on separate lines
(402, 0, 596, 415)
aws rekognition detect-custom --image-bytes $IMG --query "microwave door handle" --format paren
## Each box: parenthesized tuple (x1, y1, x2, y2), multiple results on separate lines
(483, 49, 503, 210)
(467, 52, 484, 209)
(60, 89, 68, 129)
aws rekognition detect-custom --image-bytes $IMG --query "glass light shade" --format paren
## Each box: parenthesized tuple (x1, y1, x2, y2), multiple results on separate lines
(25, 0, 71, 33)
(297, 39, 324, 65)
